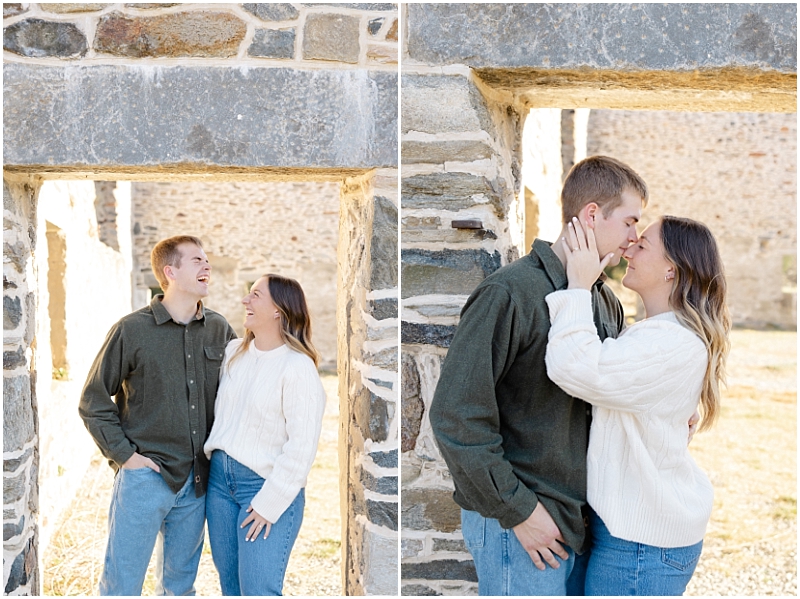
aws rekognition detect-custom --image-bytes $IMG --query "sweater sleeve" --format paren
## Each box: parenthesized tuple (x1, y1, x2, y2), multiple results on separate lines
(429, 284, 539, 529)
(249, 358, 326, 523)
(78, 322, 137, 467)
(545, 289, 703, 412)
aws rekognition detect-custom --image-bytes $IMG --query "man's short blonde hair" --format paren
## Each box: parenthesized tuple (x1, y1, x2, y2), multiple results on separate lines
(150, 235, 203, 291)
(561, 156, 648, 223)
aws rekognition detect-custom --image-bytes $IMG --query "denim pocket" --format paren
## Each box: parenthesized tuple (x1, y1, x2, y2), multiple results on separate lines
(461, 509, 486, 549)
(661, 541, 703, 571)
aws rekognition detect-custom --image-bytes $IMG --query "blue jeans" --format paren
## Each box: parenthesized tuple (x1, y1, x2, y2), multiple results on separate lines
(206, 450, 305, 596)
(461, 509, 590, 596)
(99, 466, 205, 596)
(585, 512, 703, 596)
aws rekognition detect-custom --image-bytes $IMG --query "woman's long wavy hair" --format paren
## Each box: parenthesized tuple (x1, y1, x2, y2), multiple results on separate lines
(228, 274, 319, 370)
(660, 216, 731, 432)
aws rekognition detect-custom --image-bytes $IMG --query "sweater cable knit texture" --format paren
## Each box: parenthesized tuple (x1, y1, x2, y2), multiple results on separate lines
(545, 289, 714, 548)
(204, 339, 326, 524)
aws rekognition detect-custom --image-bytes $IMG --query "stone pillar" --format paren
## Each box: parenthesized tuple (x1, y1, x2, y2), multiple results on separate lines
(3, 176, 41, 596)
(338, 169, 399, 595)
(399, 68, 526, 595)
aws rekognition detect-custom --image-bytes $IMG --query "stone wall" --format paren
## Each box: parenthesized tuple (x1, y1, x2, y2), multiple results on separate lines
(130, 181, 340, 369)
(3, 177, 40, 596)
(587, 110, 797, 329)
(338, 169, 399, 595)
(400, 4, 796, 595)
(34, 180, 133, 552)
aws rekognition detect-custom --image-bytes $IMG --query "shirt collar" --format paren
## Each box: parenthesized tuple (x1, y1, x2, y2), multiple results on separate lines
(150, 295, 206, 325)
(530, 239, 607, 291)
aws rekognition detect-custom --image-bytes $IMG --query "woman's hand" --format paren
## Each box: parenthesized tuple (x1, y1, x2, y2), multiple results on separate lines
(241, 505, 272, 542)
(561, 217, 615, 290)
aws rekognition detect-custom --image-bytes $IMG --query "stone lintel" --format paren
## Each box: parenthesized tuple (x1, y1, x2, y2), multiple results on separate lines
(408, 4, 797, 73)
(3, 64, 397, 170)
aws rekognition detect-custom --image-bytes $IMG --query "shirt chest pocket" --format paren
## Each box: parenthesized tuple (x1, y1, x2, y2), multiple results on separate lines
(204, 346, 226, 394)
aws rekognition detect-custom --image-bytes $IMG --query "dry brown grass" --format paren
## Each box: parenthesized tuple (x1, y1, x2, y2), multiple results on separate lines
(42, 374, 342, 596)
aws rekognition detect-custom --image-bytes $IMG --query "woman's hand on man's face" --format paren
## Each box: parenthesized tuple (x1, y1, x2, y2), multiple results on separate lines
(562, 217, 615, 290)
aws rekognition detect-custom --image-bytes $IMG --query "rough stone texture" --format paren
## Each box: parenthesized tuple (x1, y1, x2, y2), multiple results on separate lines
(433, 538, 468, 553)
(125, 4, 180, 9)
(4, 516, 25, 542)
(370, 195, 398, 289)
(407, 4, 797, 71)
(354, 387, 390, 443)
(3, 4, 26, 18)
(587, 109, 797, 328)
(402, 173, 504, 217)
(367, 499, 398, 530)
(367, 43, 397, 65)
(401, 323, 456, 348)
(361, 527, 399, 595)
(3, 376, 34, 453)
(248, 28, 295, 59)
(94, 11, 246, 58)
(4, 295, 22, 329)
(309, 4, 395, 10)
(302, 13, 360, 64)
(3, 469, 27, 504)
(402, 559, 478, 582)
(360, 468, 398, 495)
(4, 240, 27, 273)
(243, 3, 298, 22)
(3, 19, 88, 58)
(401, 352, 423, 452)
(3, 448, 33, 473)
(40, 4, 109, 13)
(368, 17, 384, 36)
(402, 488, 462, 533)
(402, 583, 442, 596)
(4, 346, 26, 370)
(385, 18, 397, 41)
(369, 449, 397, 469)
(402, 538, 424, 559)
(402, 140, 492, 165)
(401, 249, 502, 299)
(369, 297, 397, 320)
(4, 64, 398, 171)
(402, 74, 493, 135)
(364, 346, 398, 371)
(3, 537, 37, 594)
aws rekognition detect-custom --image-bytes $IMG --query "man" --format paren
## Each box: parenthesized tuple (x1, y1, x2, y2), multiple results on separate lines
(79, 235, 236, 595)
(429, 156, 648, 596)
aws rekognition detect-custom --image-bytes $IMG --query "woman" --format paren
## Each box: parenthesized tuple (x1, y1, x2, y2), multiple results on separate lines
(204, 274, 326, 596)
(545, 215, 730, 596)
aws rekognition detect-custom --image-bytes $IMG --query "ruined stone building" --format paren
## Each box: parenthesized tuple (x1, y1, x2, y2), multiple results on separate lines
(4, 3, 398, 595)
(400, 4, 796, 595)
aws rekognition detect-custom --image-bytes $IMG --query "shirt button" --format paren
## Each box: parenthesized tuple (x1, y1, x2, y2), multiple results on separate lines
(187, 354, 191, 358)
(191, 405, 195, 409)
(193, 430, 196, 434)
(189, 380, 194, 384)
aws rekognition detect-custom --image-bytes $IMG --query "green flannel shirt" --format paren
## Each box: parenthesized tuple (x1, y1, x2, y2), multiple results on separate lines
(429, 239, 625, 553)
(79, 296, 236, 497)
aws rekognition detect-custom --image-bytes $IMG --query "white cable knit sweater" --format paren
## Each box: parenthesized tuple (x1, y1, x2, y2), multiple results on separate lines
(545, 289, 714, 548)
(204, 339, 326, 524)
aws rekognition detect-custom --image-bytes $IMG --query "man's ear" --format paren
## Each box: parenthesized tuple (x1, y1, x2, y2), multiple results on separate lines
(582, 203, 599, 229)
(163, 265, 175, 282)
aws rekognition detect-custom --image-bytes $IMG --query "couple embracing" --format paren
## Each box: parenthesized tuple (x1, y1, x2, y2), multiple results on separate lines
(431, 156, 730, 596)
(79, 236, 326, 595)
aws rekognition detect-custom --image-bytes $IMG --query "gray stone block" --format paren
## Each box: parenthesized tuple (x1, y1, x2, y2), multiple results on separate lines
(368, 17, 385, 36)
(367, 498, 397, 530)
(401, 248, 501, 299)
(370, 195, 398, 289)
(41, 3, 109, 13)
(368, 449, 397, 469)
(4, 346, 26, 369)
(4, 64, 398, 170)
(125, 3, 180, 9)
(248, 28, 295, 59)
(401, 323, 456, 348)
(3, 516, 24, 542)
(402, 584, 442, 596)
(305, 4, 395, 10)
(407, 4, 797, 71)
(402, 74, 493, 135)
(4, 295, 22, 329)
(3, 18, 87, 58)
(402, 140, 493, 165)
(303, 13, 360, 63)
(354, 387, 390, 443)
(243, 3, 298, 22)
(3, 470, 26, 504)
(361, 524, 399, 595)
(401, 538, 424, 559)
(3, 376, 34, 452)
(360, 468, 398, 494)
(3, 448, 33, 473)
(402, 173, 504, 216)
(3, 538, 35, 594)
(369, 297, 397, 320)
(24, 292, 34, 344)
(364, 347, 398, 371)
(402, 488, 461, 533)
(433, 538, 468, 553)
(402, 559, 477, 582)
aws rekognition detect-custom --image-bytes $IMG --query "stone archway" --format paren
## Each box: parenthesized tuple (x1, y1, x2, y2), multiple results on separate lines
(400, 3, 796, 594)
(3, 4, 399, 595)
